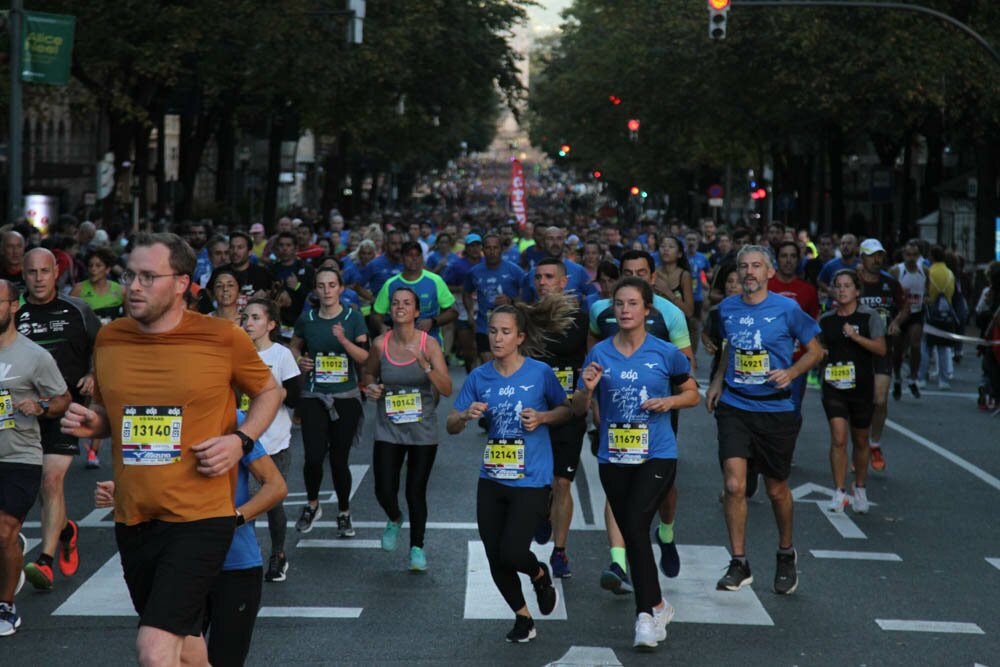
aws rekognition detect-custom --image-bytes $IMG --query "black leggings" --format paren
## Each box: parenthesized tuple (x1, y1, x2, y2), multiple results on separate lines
(300, 397, 363, 508)
(204, 566, 262, 667)
(373, 442, 438, 549)
(600, 458, 677, 616)
(476, 478, 549, 613)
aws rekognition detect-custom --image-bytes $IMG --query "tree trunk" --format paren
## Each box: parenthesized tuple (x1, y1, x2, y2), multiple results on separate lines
(215, 110, 235, 212)
(262, 113, 283, 226)
(899, 130, 914, 250)
(133, 122, 151, 226)
(828, 123, 844, 232)
(920, 119, 944, 235)
(974, 137, 999, 264)
(177, 111, 215, 220)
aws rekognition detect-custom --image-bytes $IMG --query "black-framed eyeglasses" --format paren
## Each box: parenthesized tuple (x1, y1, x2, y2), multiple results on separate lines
(121, 270, 183, 287)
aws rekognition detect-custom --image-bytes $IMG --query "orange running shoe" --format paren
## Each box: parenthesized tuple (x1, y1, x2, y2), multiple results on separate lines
(58, 519, 80, 576)
(24, 562, 54, 590)
(870, 448, 886, 472)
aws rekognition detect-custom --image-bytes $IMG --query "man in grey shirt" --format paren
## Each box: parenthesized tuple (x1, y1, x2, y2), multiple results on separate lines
(0, 279, 71, 637)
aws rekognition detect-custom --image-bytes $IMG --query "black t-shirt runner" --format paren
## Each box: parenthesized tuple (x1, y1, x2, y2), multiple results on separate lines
(818, 304, 885, 402)
(17, 294, 101, 401)
(537, 305, 589, 400)
(859, 270, 904, 332)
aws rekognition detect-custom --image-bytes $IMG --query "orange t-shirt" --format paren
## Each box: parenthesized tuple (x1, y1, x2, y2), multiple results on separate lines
(93, 310, 272, 525)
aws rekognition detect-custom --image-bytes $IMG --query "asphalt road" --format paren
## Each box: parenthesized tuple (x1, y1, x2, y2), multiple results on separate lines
(5, 347, 999, 666)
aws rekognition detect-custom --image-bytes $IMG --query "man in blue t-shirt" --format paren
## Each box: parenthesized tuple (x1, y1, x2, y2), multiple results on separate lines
(463, 234, 525, 362)
(364, 229, 405, 298)
(706, 245, 822, 598)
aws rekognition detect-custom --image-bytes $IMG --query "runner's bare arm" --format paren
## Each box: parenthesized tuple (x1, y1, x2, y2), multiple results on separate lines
(240, 454, 288, 521)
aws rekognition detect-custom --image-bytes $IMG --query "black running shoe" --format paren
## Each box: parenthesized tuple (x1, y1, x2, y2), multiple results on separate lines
(908, 382, 921, 399)
(265, 554, 288, 582)
(296, 504, 322, 533)
(655, 531, 680, 578)
(774, 550, 798, 595)
(532, 563, 558, 615)
(505, 614, 536, 643)
(892, 382, 902, 401)
(600, 563, 634, 595)
(337, 512, 355, 538)
(716, 558, 753, 591)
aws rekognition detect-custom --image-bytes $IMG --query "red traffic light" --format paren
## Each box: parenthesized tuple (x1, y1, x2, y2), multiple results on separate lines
(560, 144, 571, 154)
(629, 186, 640, 196)
(592, 170, 602, 179)
(609, 95, 622, 105)
(627, 119, 640, 132)
(708, 0, 730, 9)
(750, 188, 767, 200)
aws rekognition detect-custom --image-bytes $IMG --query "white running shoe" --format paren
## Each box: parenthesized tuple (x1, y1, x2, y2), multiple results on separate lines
(827, 488, 849, 512)
(633, 612, 658, 650)
(652, 599, 675, 641)
(852, 485, 870, 514)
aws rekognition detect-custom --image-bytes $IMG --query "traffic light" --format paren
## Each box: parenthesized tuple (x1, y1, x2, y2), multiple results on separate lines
(629, 186, 640, 196)
(609, 95, 622, 105)
(750, 188, 767, 200)
(708, 0, 730, 40)
(558, 144, 571, 157)
(592, 170, 602, 179)
(627, 118, 640, 142)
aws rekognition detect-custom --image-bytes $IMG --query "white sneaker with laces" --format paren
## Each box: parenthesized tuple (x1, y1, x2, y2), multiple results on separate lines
(633, 612, 658, 649)
(652, 599, 675, 641)
(827, 488, 848, 512)
(852, 485, 870, 514)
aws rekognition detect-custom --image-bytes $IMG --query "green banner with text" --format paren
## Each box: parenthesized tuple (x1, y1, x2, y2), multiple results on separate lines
(21, 11, 75, 86)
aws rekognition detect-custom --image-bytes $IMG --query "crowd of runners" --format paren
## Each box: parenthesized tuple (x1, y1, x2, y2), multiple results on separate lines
(0, 196, 998, 662)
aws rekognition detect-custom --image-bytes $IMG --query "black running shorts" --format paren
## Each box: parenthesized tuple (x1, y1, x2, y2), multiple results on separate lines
(550, 418, 587, 481)
(475, 332, 491, 355)
(116, 517, 235, 637)
(0, 463, 42, 522)
(821, 391, 875, 429)
(40, 417, 80, 456)
(716, 402, 799, 481)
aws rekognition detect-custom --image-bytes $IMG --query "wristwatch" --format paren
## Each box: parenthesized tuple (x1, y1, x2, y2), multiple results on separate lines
(37, 399, 49, 415)
(234, 429, 254, 455)
(235, 511, 246, 527)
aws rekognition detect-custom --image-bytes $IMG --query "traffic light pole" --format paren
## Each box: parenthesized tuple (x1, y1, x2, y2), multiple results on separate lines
(731, 1, 1000, 68)
(8, 0, 23, 225)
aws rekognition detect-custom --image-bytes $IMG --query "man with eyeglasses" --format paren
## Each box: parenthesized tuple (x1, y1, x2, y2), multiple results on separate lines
(61, 233, 281, 667)
(17, 249, 101, 592)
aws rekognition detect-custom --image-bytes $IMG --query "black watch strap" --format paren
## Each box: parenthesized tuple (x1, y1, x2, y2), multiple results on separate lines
(234, 430, 254, 455)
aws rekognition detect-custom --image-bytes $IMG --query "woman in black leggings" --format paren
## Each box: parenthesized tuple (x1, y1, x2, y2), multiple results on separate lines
(363, 286, 452, 571)
(290, 267, 369, 537)
(573, 277, 700, 652)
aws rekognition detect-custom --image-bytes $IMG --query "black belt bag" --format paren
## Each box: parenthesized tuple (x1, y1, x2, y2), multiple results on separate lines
(725, 383, 791, 401)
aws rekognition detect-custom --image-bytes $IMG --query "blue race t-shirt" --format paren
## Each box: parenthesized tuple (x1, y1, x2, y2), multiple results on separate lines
(718, 292, 821, 413)
(453, 357, 567, 488)
(817, 256, 860, 287)
(502, 246, 521, 265)
(224, 414, 267, 571)
(442, 254, 483, 288)
(426, 250, 459, 275)
(464, 261, 525, 334)
(589, 294, 692, 349)
(688, 252, 711, 303)
(364, 255, 404, 296)
(579, 335, 691, 464)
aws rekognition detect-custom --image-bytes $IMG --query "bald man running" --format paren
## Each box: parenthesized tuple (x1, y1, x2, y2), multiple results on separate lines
(18, 248, 101, 590)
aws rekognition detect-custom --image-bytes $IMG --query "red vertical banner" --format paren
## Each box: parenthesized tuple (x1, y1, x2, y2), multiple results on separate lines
(510, 159, 527, 231)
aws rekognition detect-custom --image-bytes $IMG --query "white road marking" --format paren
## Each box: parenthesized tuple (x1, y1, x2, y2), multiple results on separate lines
(296, 539, 382, 549)
(658, 545, 773, 626)
(544, 646, 623, 666)
(986, 557, 1000, 571)
(22, 537, 40, 555)
(258, 607, 362, 618)
(810, 550, 901, 561)
(579, 450, 606, 529)
(78, 508, 113, 527)
(791, 483, 869, 539)
(876, 619, 985, 635)
(463, 541, 567, 620)
(281, 520, 606, 532)
(884, 418, 1000, 492)
(283, 464, 369, 506)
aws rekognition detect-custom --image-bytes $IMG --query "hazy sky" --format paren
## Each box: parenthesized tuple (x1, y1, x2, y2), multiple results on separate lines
(527, 0, 573, 34)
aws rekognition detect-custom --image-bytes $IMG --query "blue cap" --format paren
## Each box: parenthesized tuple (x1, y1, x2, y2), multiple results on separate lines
(465, 233, 483, 245)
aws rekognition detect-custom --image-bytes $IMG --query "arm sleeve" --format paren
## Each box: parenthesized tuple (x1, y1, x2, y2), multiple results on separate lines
(588, 300, 603, 336)
(663, 302, 692, 349)
(463, 270, 476, 295)
(867, 307, 886, 339)
(791, 304, 822, 347)
(805, 284, 820, 319)
(282, 377, 300, 409)
(453, 371, 477, 413)
(373, 280, 391, 315)
(292, 313, 307, 339)
(77, 299, 103, 348)
(576, 348, 596, 391)
(667, 345, 692, 384)
(435, 274, 455, 309)
(34, 350, 69, 398)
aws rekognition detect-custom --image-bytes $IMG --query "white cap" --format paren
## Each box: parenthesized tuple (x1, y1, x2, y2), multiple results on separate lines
(859, 238, 885, 255)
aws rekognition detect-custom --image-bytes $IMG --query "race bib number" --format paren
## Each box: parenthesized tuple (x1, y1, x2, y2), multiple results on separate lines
(734, 348, 770, 385)
(483, 438, 525, 480)
(315, 353, 349, 384)
(824, 362, 856, 390)
(385, 389, 422, 424)
(0, 390, 14, 430)
(554, 367, 575, 399)
(121, 405, 183, 466)
(607, 422, 649, 465)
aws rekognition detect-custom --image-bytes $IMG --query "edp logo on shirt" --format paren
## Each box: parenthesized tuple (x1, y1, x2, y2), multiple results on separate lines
(498, 386, 515, 397)
(620, 370, 638, 381)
